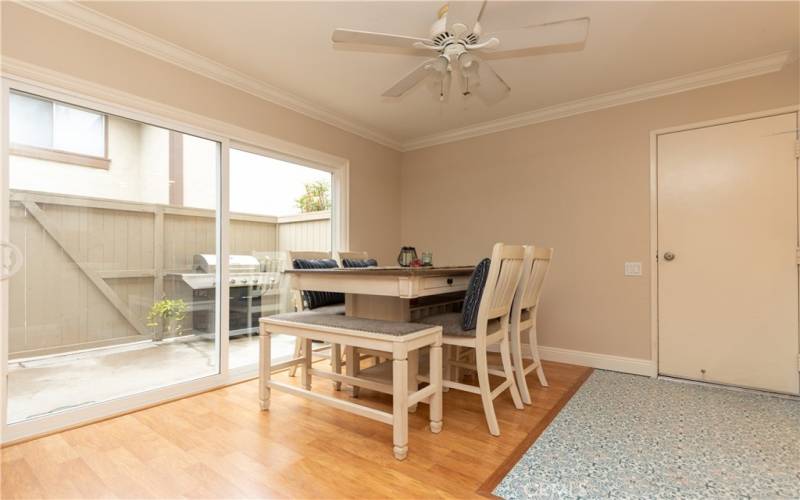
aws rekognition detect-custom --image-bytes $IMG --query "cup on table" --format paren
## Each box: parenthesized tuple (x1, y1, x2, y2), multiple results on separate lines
(421, 252, 433, 266)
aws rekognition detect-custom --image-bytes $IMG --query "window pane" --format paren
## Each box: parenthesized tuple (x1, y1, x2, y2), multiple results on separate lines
(7, 95, 221, 424)
(9, 92, 53, 149)
(53, 103, 105, 157)
(182, 134, 217, 210)
(10, 115, 169, 204)
(230, 149, 332, 216)
(227, 147, 333, 370)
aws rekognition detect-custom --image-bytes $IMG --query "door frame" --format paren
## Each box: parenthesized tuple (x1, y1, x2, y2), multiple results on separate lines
(648, 105, 800, 379)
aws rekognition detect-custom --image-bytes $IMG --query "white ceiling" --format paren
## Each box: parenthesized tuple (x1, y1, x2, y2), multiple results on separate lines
(78, 1, 798, 145)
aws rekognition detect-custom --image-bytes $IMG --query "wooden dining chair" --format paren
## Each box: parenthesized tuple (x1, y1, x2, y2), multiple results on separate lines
(337, 250, 368, 263)
(338, 251, 380, 269)
(337, 250, 381, 385)
(509, 246, 554, 405)
(286, 251, 342, 381)
(422, 243, 526, 436)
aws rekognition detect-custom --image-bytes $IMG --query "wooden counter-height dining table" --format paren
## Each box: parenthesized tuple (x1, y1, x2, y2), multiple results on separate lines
(284, 265, 475, 402)
(285, 265, 475, 320)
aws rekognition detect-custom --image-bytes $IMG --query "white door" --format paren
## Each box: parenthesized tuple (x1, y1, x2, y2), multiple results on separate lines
(658, 112, 799, 395)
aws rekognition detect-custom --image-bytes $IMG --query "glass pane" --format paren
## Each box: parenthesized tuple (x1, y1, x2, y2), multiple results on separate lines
(6, 93, 221, 424)
(9, 92, 53, 149)
(53, 103, 105, 157)
(10, 115, 170, 203)
(227, 148, 333, 369)
(182, 134, 217, 210)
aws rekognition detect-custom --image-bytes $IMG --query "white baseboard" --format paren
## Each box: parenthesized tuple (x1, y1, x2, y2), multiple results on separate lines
(488, 344, 656, 377)
(538, 346, 655, 377)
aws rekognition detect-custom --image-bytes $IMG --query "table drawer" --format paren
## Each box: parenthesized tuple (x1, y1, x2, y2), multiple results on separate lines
(421, 275, 470, 292)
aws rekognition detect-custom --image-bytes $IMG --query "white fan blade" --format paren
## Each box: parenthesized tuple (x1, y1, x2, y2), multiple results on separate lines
(382, 59, 440, 97)
(474, 57, 510, 104)
(446, 1, 486, 37)
(484, 17, 590, 52)
(332, 29, 431, 49)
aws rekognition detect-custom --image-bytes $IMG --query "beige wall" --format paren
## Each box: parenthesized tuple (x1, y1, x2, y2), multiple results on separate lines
(4, 3, 798, 362)
(401, 65, 799, 360)
(1, 3, 402, 264)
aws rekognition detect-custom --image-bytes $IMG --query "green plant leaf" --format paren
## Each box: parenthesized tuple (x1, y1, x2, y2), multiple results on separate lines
(295, 180, 331, 213)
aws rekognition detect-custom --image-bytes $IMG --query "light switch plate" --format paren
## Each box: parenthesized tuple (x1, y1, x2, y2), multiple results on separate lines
(624, 262, 642, 277)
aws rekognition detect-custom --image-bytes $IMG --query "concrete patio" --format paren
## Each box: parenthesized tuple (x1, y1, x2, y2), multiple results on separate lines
(6, 334, 296, 424)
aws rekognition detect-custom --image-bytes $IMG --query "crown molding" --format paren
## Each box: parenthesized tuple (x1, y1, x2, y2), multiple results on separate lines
(17, 0, 403, 151)
(402, 51, 793, 151)
(2, 56, 351, 169)
(12, 1, 793, 153)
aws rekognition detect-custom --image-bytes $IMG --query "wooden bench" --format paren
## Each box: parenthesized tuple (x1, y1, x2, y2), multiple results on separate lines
(259, 313, 443, 460)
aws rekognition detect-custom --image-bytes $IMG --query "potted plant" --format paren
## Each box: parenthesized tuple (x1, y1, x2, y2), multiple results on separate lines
(147, 297, 188, 341)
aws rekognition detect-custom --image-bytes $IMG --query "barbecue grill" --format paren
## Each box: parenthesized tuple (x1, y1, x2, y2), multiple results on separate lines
(165, 254, 282, 337)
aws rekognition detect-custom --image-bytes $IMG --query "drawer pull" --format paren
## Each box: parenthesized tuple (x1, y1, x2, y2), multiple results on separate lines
(446, 278, 453, 285)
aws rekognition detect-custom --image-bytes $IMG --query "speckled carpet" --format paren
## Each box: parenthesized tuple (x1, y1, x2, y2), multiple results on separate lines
(494, 370, 800, 499)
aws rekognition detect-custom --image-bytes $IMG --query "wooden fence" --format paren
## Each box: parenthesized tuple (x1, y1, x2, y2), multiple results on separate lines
(8, 189, 330, 359)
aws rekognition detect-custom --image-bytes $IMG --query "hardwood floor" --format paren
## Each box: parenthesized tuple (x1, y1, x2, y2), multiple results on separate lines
(1, 360, 591, 499)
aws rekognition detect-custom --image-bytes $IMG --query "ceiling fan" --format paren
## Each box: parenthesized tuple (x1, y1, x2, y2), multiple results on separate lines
(331, 1, 590, 103)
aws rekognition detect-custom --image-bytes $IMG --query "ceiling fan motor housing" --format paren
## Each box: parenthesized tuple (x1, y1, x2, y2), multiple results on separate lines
(430, 6, 481, 48)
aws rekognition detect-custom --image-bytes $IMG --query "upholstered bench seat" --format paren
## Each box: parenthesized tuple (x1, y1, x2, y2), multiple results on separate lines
(268, 312, 434, 336)
(259, 313, 444, 460)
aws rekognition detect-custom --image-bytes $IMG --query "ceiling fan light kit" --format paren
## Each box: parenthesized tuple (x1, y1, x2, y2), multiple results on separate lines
(331, 1, 590, 104)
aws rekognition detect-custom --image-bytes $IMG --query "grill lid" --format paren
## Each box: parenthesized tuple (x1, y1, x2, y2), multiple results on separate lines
(193, 254, 260, 273)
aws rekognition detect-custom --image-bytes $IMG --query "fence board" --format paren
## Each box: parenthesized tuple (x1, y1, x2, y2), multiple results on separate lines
(8, 191, 327, 358)
(277, 219, 331, 252)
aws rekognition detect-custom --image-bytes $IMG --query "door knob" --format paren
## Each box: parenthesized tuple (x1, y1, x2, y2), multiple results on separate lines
(663, 251, 676, 262)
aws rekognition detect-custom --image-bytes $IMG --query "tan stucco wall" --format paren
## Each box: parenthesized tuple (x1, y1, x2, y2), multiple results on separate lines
(10, 116, 171, 203)
(400, 65, 799, 360)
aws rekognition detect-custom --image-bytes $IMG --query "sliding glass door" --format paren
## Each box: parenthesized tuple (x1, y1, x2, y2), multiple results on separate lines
(227, 146, 334, 370)
(1, 83, 223, 427)
(0, 77, 348, 442)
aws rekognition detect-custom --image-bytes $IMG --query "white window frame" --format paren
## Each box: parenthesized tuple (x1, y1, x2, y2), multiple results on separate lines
(0, 69, 349, 444)
(9, 90, 111, 169)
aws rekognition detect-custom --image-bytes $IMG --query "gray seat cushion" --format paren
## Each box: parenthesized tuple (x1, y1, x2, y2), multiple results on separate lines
(267, 312, 436, 336)
(423, 312, 502, 338)
(307, 303, 345, 315)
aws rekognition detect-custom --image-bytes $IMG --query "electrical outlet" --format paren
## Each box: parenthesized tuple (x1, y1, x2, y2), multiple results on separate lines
(624, 262, 642, 277)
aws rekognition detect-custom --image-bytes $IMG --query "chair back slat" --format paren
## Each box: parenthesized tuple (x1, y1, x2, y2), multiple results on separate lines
(477, 243, 526, 331)
(337, 250, 369, 263)
(514, 246, 554, 315)
(288, 251, 332, 262)
(489, 260, 523, 312)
